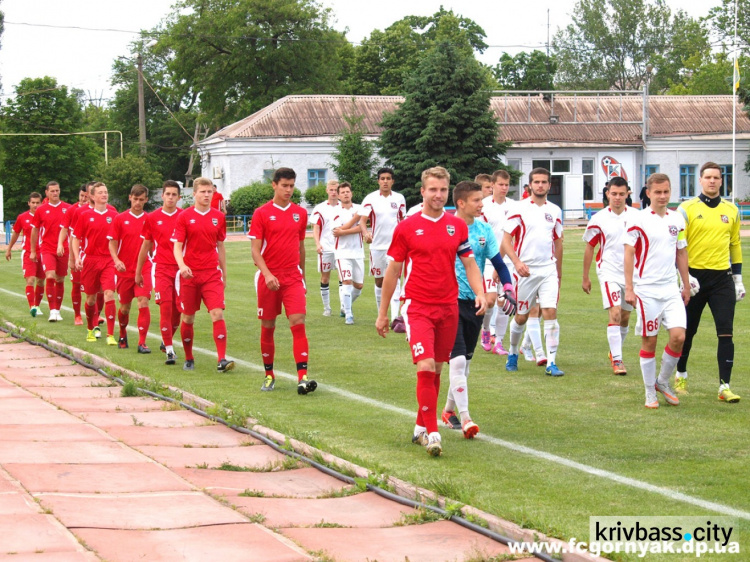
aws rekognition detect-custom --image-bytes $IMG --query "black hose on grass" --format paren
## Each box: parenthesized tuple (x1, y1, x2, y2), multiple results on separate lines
(0, 325, 559, 562)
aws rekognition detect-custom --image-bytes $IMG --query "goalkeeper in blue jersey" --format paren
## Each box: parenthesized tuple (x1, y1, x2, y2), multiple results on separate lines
(442, 181, 516, 438)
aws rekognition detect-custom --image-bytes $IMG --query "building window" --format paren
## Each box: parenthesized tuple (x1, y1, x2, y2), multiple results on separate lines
(582, 158, 594, 200)
(644, 165, 659, 184)
(263, 169, 275, 182)
(308, 169, 327, 188)
(552, 159, 571, 173)
(720, 165, 733, 197)
(507, 158, 522, 187)
(680, 165, 697, 198)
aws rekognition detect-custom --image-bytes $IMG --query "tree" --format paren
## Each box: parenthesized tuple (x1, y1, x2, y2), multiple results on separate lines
(709, 0, 750, 51)
(330, 102, 378, 203)
(494, 51, 557, 90)
(552, 0, 709, 92)
(667, 52, 746, 95)
(378, 42, 510, 207)
(228, 181, 301, 216)
(154, 0, 351, 128)
(0, 77, 101, 218)
(347, 8, 489, 95)
(95, 154, 163, 210)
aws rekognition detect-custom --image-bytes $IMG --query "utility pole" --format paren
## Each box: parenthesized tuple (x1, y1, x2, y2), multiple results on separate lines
(137, 53, 147, 156)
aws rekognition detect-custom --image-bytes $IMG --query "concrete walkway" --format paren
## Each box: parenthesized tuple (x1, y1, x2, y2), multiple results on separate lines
(0, 331, 532, 562)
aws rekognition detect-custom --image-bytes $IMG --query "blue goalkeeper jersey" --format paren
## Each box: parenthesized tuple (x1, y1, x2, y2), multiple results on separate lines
(456, 219, 499, 300)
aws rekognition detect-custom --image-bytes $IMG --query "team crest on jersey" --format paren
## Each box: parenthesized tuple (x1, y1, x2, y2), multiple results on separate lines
(62, 208, 67, 213)
(721, 215, 729, 223)
(212, 218, 219, 226)
(391, 203, 397, 209)
(545, 213, 553, 223)
(478, 236, 486, 246)
(106, 217, 112, 224)
(446, 225, 455, 236)
(668, 225, 678, 236)
(293, 213, 300, 222)
(157, 220, 163, 225)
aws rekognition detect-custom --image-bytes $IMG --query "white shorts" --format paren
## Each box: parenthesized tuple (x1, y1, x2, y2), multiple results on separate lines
(599, 280, 634, 312)
(336, 257, 365, 284)
(635, 290, 686, 337)
(484, 260, 514, 294)
(317, 251, 336, 273)
(369, 249, 388, 278)
(515, 267, 558, 314)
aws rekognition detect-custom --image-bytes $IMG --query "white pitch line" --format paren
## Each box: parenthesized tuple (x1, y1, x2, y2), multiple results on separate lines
(2, 286, 749, 520)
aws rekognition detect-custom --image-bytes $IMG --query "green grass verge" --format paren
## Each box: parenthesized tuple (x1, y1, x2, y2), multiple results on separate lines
(2, 234, 749, 561)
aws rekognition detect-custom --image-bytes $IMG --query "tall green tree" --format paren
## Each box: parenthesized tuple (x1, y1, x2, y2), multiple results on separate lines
(552, 0, 709, 92)
(347, 8, 489, 95)
(94, 154, 163, 210)
(709, 0, 750, 50)
(154, 0, 351, 128)
(0, 77, 101, 217)
(330, 102, 378, 203)
(378, 42, 510, 206)
(494, 51, 557, 90)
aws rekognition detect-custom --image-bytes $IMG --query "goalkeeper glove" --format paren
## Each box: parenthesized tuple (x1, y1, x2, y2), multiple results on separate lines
(501, 283, 517, 315)
(733, 274, 745, 301)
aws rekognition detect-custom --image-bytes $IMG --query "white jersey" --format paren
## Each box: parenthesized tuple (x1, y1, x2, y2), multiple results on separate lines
(406, 203, 422, 217)
(310, 201, 341, 252)
(625, 208, 687, 297)
(504, 198, 563, 268)
(333, 204, 364, 259)
(356, 190, 406, 250)
(582, 206, 634, 285)
(481, 195, 515, 266)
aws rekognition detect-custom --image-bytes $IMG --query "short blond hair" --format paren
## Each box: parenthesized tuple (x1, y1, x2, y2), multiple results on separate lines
(421, 166, 450, 184)
(327, 179, 339, 187)
(646, 173, 670, 189)
(193, 177, 213, 190)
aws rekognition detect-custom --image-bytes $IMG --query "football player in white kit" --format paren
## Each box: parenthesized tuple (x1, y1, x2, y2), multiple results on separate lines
(480, 169, 517, 356)
(624, 173, 690, 408)
(332, 182, 365, 325)
(582, 177, 633, 375)
(355, 168, 406, 325)
(502, 168, 565, 377)
(310, 180, 341, 316)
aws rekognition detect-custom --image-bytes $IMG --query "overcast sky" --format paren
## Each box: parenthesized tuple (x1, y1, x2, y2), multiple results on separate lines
(0, 0, 714, 104)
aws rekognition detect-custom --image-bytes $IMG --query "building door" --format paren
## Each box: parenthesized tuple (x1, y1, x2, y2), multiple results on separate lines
(549, 175, 563, 208)
(564, 174, 584, 220)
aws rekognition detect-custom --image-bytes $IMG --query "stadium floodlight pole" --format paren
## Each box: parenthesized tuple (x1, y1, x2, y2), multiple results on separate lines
(0, 131, 124, 165)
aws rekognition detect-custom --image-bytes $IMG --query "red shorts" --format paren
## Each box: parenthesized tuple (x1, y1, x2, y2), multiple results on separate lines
(116, 267, 153, 303)
(80, 256, 116, 295)
(154, 264, 179, 305)
(177, 268, 225, 315)
(41, 252, 68, 277)
(22, 250, 44, 279)
(255, 267, 307, 320)
(400, 299, 459, 364)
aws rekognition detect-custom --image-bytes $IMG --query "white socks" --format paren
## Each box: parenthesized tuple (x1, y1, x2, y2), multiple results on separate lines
(607, 324, 622, 361)
(543, 319, 559, 364)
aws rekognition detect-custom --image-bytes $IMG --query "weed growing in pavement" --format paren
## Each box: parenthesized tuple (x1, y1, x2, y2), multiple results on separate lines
(238, 489, 266, 497)
(312, 520, 348, 528)
(121, 380, 139, 397)
(393, 507, 443, 526)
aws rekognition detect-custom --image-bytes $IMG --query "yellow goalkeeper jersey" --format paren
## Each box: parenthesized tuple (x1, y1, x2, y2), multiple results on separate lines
(677, 197, 742, 270)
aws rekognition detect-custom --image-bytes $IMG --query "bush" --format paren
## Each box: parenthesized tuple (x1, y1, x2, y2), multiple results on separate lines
(304, 184, 328, 206)
(95, 154, 163, 210)
(228, 181, 301, 216)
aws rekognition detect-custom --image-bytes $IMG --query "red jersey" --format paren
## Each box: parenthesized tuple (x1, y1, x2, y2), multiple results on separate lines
(12, 211, 39, 253)
(248, 201, 307, 271)
(74, 207, 118, 258)
(171, 206, 226, 271)
(211, 191, 224, 210)
(66, 203, 117, 236)
(30, 201, 72, 253)
(387, 212, 472, 304)
(142, 207, 182, 268)
(108, 210, 148, 275)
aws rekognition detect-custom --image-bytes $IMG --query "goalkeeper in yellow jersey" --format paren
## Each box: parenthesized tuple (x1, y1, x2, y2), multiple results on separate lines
(676, 162, 744, 403)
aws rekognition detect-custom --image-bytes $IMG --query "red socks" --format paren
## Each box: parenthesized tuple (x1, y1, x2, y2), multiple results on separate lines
(85, 303, 97, 330)
(45, 279, 56, 310)
(212, 319, 227, 360)
(290, 324, 308, 380)
(260, 326, 276, 378)
(56, 281, 64, 310)
(159, 302, 173, 345)
(25, 286, 35, 309)
(118, 310, 129, 339)
(416, 371, 439, 434)
(96, 293, 104, 320)
(137, 307, 150, 346)
(35, 284, 44, 307)
(105, 300, 116, 337)
(171, 303, 181, 337)
(71, 283, 81, 317)
(181, 321, 194, 360)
